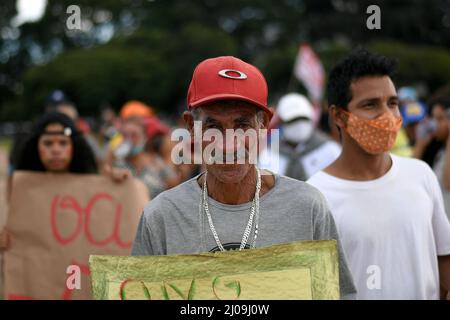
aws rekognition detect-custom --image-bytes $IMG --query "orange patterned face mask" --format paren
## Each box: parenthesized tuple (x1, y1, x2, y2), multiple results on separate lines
(341, 110, 403, 154)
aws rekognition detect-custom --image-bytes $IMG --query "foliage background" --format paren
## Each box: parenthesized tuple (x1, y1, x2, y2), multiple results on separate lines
(1, 0, 450, 120)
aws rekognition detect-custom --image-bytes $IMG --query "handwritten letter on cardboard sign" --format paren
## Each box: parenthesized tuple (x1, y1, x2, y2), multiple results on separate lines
(90, 240, 340, 300)
(4, 171, 149, 300)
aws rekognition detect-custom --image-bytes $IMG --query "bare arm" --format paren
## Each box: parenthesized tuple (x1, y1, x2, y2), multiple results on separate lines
(103, 163, 131, 183)
(413, 135, 432, 159)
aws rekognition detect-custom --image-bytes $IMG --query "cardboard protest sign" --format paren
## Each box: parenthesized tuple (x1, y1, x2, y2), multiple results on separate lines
(4, 171, 149, 300)
(90, 240, 340, 300)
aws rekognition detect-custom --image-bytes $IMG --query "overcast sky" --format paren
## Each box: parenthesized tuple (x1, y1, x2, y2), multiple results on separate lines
(12, 0, 47, 26)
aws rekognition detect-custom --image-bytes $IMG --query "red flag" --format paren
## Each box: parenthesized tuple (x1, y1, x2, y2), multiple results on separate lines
(293, 44, 325, 103)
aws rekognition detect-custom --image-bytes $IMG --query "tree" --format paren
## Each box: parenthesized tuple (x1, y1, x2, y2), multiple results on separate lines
(20, 24, 238, 118)
(2, 0, 450, 120)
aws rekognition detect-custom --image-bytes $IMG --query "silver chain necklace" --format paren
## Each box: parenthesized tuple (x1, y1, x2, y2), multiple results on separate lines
(202, 167, 261, 251)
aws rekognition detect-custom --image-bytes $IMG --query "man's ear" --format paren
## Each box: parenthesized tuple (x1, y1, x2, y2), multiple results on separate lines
(261, 110, 271, 129)
(183, 111, 194, 134)
(330, 105, 346, 130)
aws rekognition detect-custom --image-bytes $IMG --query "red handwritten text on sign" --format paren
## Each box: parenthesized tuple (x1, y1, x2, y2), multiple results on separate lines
(50, 192, 131, 248)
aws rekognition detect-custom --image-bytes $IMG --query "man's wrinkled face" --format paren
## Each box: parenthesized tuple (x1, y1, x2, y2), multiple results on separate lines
(38, 123, 73, 173)
(189, 104, 266, 184)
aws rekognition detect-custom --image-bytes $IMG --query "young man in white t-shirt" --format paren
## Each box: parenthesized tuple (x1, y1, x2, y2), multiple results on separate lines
(307, 49, 450, 300)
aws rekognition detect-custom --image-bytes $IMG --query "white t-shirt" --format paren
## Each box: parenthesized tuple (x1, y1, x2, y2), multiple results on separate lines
(307, 155, 450, 300)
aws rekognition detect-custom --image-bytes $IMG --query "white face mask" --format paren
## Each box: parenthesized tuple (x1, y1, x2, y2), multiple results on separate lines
(114, 140, 132, 159)
(282, 120, 314, 143)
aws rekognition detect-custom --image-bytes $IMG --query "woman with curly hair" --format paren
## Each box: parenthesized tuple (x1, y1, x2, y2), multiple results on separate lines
(16, 112, 98, 174)
(1, 112, 98, 251)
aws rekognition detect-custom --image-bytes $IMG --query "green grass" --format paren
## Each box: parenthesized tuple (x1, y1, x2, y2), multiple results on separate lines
(0, 138, 12, 152)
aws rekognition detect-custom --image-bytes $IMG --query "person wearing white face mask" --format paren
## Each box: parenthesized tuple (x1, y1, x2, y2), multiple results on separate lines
(259, 93, 341, 181)
(282, 117, 314, 143)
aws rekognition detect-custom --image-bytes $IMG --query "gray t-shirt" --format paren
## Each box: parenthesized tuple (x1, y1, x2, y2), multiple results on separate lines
(132, 172, 357, 299)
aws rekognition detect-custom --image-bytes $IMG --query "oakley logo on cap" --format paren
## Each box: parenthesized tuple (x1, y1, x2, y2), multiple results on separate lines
(218, 69, 247, 80)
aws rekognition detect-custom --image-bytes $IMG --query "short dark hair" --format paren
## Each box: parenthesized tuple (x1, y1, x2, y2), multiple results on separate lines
(327, 49, 397, 109)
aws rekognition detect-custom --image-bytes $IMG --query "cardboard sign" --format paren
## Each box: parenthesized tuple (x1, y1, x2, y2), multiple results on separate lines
(90, 240, 340, 300)
(4, 171, 149, 300)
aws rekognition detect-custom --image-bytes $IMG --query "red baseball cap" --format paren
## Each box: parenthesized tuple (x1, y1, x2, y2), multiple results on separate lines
(187, 56, 272, 117)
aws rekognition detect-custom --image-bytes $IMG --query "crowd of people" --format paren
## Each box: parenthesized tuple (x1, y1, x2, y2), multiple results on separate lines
(0, 49, 449, 300)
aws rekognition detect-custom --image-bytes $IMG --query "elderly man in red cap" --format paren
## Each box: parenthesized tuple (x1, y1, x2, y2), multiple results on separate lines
(131, 56, 356, 299)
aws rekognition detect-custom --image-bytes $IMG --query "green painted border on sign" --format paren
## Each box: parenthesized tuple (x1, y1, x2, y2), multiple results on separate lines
(89, 240, 339, 300)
